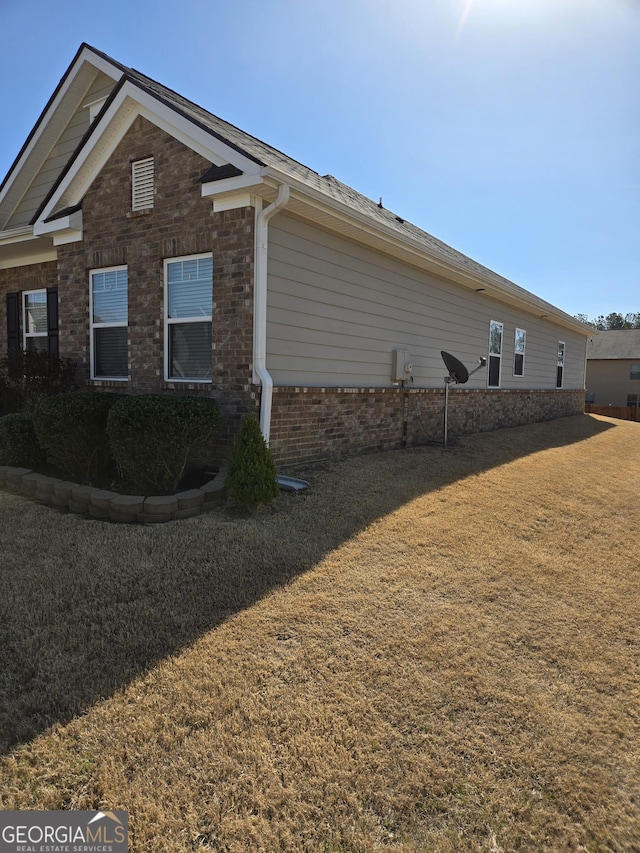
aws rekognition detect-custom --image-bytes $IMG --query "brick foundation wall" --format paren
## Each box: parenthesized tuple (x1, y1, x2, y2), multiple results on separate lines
(268, 386, 586, 466)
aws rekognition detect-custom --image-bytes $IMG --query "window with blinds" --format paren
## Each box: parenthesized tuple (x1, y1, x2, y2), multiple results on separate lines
(132, 157, 154, 211)
(90, 266, 128, 380)
(23, 290, 49, 352)
(164, 254, 213, 381)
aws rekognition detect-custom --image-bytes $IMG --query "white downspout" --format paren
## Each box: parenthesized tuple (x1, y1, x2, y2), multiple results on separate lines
(254, 183, 290, 443)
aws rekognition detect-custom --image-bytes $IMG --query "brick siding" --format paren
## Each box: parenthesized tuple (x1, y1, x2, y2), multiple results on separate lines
(268, 386, 586, 466)
(54, 116, 257, 451)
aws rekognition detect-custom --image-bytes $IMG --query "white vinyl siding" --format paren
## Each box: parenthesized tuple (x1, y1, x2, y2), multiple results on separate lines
(90, 266, 128, 380)
(132, 157, 154, 211)
(266, 214, 587, 390)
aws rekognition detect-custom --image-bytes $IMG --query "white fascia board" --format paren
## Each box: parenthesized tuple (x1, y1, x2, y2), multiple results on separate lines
(0, 47, 121, 215)
(212, 193, 259, 213)
(201, 173, 266, 198)
(263, 167, 589, 336)
(34, 209, 82, 237)
(133, 89, 263, 174)
(0, 225, 34, 245)
(36, 80, 264, 224)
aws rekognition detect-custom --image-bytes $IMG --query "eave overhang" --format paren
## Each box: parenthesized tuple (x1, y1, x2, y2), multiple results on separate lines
(259, 167, 592, 337)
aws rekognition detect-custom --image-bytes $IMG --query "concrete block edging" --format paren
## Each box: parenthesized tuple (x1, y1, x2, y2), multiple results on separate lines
(0, 464, 228, 523)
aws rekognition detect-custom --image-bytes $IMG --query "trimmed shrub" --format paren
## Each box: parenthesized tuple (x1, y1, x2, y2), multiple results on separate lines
(33, 391, 122, 483)
(225, 415, 278, 510)
(0, 413, 47, 468)
(106, 395, 220, 493)
(0, 348, 77, 415)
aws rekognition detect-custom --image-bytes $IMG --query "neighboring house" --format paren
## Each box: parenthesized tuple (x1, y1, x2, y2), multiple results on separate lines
(0, 44, 591, 464)
(586, 330, 640, 407)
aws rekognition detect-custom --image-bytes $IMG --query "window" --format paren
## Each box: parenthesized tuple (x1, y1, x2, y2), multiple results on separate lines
(6, 288, 58, 356)
(630, 364, 640, 380)
(627, 395, 638, 407)
(132, 157, 154, 211)
(488, 320, 503, 387)
(514, 328, 526, 376)
(90, 266, 128, 380)
(164, 254, 213, 381)
(556, 341, 565, 388)
(23, 290, 48, 352)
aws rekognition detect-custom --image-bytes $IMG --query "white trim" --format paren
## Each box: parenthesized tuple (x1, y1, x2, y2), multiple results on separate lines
(89, 264, 128, 381)
(556, 340, 565, 389)
(163, 253, 213, 383)
(514, 327, 526, 377)
(35, 80, 263, 227)
(212, 193, 256, 213)
(0, 46, 121, 229)
(22, 289, 48, 351)
(262, 166, 591, 337)
(201, 174, 265, 199)
(33, 209, 83, 245)
(488, 320, 503, 388)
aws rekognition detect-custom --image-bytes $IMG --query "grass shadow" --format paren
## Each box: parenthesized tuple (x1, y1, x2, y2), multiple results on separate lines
(0, 414, 617, 754)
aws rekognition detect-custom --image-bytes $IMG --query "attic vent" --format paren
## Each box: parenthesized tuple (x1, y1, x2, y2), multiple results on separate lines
(132, 157, 154, 211)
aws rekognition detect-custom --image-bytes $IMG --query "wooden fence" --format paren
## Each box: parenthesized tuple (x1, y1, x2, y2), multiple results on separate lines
(585, 404, 640, 422)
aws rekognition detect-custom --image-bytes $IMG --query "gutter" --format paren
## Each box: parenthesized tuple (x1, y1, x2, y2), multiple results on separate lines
(260, 166, 591, 337)
(254, 183, 290, 443)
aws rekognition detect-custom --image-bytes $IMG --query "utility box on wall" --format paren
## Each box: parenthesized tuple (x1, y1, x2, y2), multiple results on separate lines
(392, 349, 409, 382)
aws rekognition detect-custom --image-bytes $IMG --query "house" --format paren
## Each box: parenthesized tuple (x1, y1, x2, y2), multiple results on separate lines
(586, 330, 640, 407)
(0, 44, 591, 464)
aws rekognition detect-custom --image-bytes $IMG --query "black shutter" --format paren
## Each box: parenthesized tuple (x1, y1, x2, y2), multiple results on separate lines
(6, 292, 19, 351)
(46, 287, 59, 359)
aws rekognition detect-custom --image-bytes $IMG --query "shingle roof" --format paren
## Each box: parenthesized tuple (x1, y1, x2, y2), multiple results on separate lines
(122, 64, 568, 316)
(587, 330, 640, 360)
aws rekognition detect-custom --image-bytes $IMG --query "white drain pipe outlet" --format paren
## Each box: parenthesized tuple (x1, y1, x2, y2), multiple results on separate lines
(254, 183, 290, 443)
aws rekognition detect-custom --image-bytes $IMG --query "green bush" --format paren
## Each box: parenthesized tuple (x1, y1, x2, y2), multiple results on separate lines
(106, 395, 220, 493)
(0, 413, 47, 468)
(33, 391, 121, 483)
(0, 348, 77, 415)
(225, 415, 278, 510)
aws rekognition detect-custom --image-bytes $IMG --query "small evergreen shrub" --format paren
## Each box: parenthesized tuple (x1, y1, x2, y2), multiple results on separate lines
(33, 391, 121, 483)
(106, 395, 220, 493)
(0, 348, 77, 414)
(225, 415, 278, 510)
(0, 413, 46, 468)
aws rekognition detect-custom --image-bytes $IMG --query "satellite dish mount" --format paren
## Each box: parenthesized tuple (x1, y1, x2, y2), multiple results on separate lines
(440, 351, 487, 449)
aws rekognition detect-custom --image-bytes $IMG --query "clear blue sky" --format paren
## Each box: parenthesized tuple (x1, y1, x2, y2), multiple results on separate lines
(1, 0, 638, 320)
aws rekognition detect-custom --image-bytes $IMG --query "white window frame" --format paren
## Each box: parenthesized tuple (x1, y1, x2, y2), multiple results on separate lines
(488, 320, 503, 388)
(556, 341, 565, 389)
(164, 253, 213, 383)
(22, 289, 48, 352)
(132, 156, 154, 211)
(513, 328, 526, 377)
(89, 265, 128, 381)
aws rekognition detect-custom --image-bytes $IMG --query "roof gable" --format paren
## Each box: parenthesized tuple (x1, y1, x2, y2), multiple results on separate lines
(1, 44, 593, 336)
(0, 44, 122, 231)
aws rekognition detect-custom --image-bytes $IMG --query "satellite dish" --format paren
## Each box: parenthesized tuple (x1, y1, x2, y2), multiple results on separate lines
(439, 351, 487, 449)
(441, 351, 469, 384)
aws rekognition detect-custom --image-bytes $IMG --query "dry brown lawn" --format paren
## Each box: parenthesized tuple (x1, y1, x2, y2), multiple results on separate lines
(0, 414, 638, 852)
